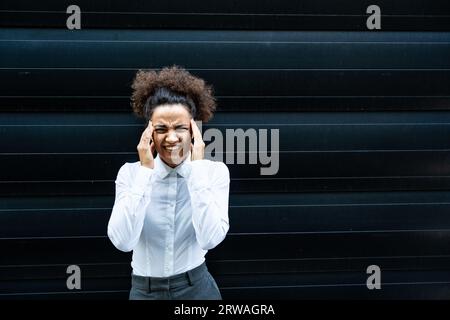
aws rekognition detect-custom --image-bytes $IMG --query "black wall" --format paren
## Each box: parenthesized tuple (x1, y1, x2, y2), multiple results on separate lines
(1, 1, 450, 299)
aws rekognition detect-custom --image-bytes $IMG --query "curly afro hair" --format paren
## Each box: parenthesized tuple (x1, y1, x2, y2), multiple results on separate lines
(131, 65, 217, 123)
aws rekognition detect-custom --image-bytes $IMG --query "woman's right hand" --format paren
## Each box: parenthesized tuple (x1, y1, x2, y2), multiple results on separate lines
(137, 120, 156, 169)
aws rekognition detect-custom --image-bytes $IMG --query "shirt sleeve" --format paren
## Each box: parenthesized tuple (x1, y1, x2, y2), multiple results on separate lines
(187, 160, 230, 250)
(107, 163, 154, 252)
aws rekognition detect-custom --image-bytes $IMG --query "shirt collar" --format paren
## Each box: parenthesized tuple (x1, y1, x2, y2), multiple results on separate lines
(154, 152, 192, 179)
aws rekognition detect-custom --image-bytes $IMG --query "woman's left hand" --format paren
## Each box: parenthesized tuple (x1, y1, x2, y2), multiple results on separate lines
(190, 119, 205, 161)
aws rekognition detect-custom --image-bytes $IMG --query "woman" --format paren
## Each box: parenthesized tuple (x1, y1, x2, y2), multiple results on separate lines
(107, 66, 230, 300)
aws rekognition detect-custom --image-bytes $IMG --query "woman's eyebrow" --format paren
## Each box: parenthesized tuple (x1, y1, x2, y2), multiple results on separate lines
(154, 123, 189, 129)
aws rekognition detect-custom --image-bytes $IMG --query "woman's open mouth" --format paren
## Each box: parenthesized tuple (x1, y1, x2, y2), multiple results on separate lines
(164, 145, 181, 151)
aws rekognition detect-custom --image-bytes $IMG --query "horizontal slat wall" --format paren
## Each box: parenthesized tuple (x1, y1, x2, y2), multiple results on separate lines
(1, 0, 450, 30)
(1, 1, 450, 299)
(1, 30, 450, 112)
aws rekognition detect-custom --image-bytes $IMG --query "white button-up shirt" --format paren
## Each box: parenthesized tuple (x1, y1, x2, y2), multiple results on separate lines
(107, 152, 230, 277)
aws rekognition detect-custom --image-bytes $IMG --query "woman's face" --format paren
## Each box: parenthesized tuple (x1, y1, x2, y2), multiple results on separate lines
(151, 104, 192, 168)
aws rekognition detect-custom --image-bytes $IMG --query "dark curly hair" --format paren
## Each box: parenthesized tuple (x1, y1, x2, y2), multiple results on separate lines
(131, 65, 216, 122)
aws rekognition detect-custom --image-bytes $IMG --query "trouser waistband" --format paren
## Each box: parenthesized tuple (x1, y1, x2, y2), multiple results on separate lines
(131, 262, 207, 292)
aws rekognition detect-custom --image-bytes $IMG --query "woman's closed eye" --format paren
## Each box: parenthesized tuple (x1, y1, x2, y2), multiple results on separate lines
(176, 126, 189, 132)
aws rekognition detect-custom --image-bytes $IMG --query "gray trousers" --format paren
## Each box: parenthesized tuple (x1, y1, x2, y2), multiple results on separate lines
(129, 262, 222, 300)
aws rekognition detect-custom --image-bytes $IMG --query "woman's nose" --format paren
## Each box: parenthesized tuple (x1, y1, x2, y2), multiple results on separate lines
(165, 131, 179, 143)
